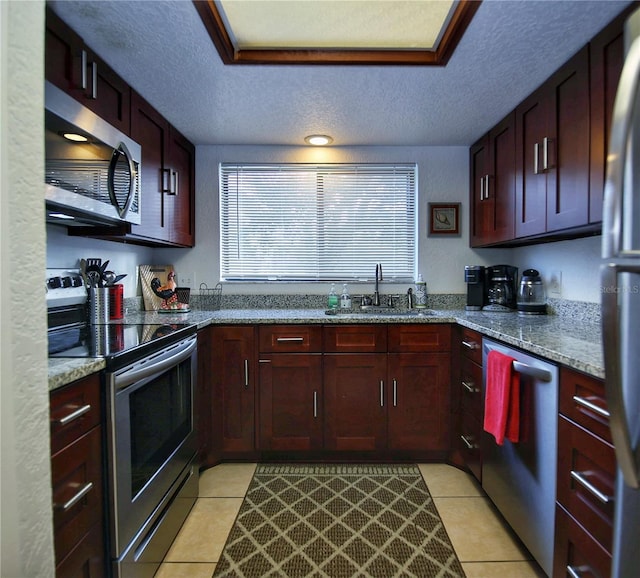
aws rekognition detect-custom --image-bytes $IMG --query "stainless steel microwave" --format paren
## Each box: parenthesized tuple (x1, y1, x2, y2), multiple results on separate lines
(45, 81, 141, 227)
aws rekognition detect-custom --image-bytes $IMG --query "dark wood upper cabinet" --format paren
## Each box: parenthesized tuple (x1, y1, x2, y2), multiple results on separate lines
(474, 6, 630, 247)
(515, 47, 590, 237)
(470, 112, 516, 247)
(45, 7, 130, 134)
(46, 7, 195, 248)
(590, 11, 626, 224)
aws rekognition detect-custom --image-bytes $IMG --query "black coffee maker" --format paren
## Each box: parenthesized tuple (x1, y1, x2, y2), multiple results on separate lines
(464, 265, 486, 310)
(484, 265, 518, 311)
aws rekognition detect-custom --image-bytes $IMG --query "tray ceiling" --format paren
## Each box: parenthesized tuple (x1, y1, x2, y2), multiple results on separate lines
(195, 0, 479, 64)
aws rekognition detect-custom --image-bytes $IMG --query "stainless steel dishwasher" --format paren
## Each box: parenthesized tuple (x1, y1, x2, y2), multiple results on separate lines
(482, 338, 558, 577)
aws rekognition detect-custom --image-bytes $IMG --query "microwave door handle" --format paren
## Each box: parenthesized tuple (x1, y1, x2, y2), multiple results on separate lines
(601, 263, 640, 488)
(108, 142, 137, 219)
(603, 34, 640, 259)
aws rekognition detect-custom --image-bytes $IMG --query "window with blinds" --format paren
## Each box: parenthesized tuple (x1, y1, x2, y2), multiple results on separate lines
(219, 163, 417, 281)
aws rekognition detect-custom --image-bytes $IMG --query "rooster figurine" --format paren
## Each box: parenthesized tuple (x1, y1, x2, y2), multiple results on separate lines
(151, 271, 178, 309)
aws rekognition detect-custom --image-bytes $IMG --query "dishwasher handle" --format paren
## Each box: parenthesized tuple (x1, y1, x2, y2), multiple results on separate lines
(512, 361, 552, 382)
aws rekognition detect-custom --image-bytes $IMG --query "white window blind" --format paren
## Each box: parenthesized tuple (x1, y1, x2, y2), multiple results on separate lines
(219, 163, 417, 281)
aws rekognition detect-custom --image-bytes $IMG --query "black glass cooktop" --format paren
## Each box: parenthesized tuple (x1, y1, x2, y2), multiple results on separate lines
(48, 323, 195, 361)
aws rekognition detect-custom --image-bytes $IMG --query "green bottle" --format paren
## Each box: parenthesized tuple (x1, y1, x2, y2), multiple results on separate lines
(328, 283, 339, 309)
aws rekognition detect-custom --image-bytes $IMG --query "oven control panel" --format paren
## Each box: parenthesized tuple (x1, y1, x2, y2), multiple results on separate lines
(46, 268, 86, 308)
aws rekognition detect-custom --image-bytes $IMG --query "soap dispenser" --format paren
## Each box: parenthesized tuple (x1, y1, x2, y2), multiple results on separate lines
(415, 274, 427, 309)
(328, 283, 339, 310)
(340, 284, 352, 310)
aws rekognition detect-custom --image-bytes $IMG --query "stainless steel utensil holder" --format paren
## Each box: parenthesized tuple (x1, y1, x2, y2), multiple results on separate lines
(88, 287, 110, 324)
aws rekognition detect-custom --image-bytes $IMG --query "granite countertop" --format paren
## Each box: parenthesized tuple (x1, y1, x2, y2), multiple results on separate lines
(48, 307, 604, 390)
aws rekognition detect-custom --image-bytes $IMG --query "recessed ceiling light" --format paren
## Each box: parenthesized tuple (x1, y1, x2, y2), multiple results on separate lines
(62, 132, 88, 142)
(305, 135, 333, 146)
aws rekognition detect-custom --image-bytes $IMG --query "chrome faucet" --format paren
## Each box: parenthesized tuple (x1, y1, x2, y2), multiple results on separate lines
(373, 263, 382, 306)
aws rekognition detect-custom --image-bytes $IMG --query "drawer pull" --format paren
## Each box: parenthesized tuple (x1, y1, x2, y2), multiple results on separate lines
(58, 404, 91, 426)
(313, 391, 318, 418)
(567, 565, 592, 578)
(462, 380, 479, 393)
(570, 470, 613, 504)
(57, 482, 93, 511)
(380, 381, 384, 407)
(393, 379, 397, 407)
(460, 435, 477, 449)
(572, 395, 610, 419)
(244, 359, 249, 388)
(276, 337, 304, 342)
(462, 340, 479, 350)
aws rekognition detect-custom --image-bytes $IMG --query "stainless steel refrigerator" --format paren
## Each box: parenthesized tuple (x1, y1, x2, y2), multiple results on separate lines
(601, 7, 640, 578)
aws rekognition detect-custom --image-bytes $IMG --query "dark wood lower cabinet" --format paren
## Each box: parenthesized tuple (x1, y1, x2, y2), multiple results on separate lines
(387, 352, 450, 451)
(323, 353, 388, 451)
(553, 505, 611, 578)
(258, 353, 323, 451)
(211, 326, 256, 454)
(50, 374, 105, 578)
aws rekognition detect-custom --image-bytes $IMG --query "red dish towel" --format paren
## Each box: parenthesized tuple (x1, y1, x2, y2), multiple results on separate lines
(484, 350, 521, 445)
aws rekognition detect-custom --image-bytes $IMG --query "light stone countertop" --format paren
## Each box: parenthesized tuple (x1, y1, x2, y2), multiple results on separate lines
(48, 307, 604, 390)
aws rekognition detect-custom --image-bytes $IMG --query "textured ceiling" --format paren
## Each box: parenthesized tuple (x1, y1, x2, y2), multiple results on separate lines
(49, 0, 633, 147)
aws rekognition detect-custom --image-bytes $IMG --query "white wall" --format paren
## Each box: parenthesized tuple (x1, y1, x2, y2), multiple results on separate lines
(156, 144, 512, 295)
(512, 234, 602, 303)
(1, 1, 56, 576)
(46, 225, 154, 298)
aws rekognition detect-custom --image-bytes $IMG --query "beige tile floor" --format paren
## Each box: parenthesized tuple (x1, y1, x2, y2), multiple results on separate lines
(155, 463, 546, 578)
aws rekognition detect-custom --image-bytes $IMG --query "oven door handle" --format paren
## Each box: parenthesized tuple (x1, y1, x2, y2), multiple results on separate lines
(115, 336, 197, 390)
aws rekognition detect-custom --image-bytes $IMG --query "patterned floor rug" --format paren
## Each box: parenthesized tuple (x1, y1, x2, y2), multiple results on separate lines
(213, 464, 466, 578)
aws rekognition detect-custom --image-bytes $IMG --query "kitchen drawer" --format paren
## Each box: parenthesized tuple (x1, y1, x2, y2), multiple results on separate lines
(323, 325, 387, 353)
(553, 505, 611, 578)
(560, 367, 611, 443)
(52, 425, 104, 564)
(460, 356, 483, 418)
(557, 415, 615, 552)
(387, 324, 451, 353)
(459, 410, 482, 482)
(460, 327, 482, 365)
(259, 325, 322, 353)
(56, 522, 105, 578)
(50, 373, 101, 455)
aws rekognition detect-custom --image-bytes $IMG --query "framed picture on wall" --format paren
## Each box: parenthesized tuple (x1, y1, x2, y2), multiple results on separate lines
(428, 203, 460, 236)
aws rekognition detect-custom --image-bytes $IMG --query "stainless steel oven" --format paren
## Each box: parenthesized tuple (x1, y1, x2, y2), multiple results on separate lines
(106, 331, 198, 578)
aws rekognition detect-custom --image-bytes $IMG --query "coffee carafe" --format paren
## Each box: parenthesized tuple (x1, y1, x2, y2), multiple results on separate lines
(484, 265, 518, 311)
(517, 269, 547, 315)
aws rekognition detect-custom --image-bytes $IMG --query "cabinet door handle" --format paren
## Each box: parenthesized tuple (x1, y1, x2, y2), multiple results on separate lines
(542, 137, 549, 171)
(58, 404, 91, 426)
(90, 60, 98, 99)
(393, 379, 397, 407)
(461, 340, 479, 350)
(80, 49, 88, 90)
(567, 565, 593, 578)
(313, 391, 318, 418)
(380, 380, 384, 407)
(484, 175, 490, 199)
(462, 381, 478, 393)
(170, 170, 179, 196)
(460, 435, 477, 449)
(479, 176, 485, 201)
(572, 395, 610, 420)
(534, 142, 540, 175)
(56, 481, 93, 511)
(570, 470, 613, 504)
(162, 168, 172, 193)
(276, 337, 304, 342)
(244, 359, 249, 388)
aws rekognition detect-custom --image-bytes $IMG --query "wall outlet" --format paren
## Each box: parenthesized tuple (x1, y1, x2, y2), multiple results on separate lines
(548, 270, 562, 297)
(178, 272, 196, 288)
